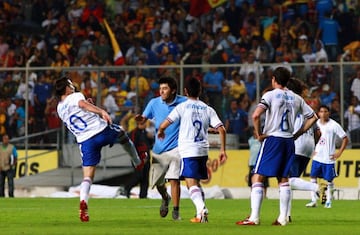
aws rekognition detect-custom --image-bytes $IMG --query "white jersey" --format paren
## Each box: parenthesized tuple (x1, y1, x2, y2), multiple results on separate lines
(313, 118, 347, 164)
(294, 114, 315, 158)
(57, 92, 107, 143)
(259, 88, 314, 138)
(167, 99, 223, 158)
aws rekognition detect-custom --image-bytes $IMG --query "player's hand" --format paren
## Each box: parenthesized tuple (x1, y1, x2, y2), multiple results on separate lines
(101, 110, 112, 124)
(157, 130, 165, 140)
(256, 133, 267, 142)
(219, 151, 227, 165)
(135, 114, 146, 123)
(331, 152, 340, 160)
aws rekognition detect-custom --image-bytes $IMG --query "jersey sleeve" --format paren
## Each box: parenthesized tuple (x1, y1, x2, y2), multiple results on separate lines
(167, 104, 182, 123)
(209, 107, 223, 129)
(142, 98, 155, 120)
(70, 92, 86, 106)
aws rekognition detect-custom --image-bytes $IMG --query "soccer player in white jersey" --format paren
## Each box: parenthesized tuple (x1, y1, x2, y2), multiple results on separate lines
(286, 78, 319, 221)
(55, 75, 142, 222)
(157, 78, 227, 223)
(306, 105, 348, 209)
(236, 67, 318, 226)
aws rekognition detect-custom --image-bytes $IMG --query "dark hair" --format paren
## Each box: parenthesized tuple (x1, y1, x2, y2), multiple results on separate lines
(158, 76, 177, 92)
(185, 78, 201, 97)
(55, 75, 70, 98)
(273, 67, 291, 87)
(319, 104, 330, 112)
(287, 77, 307, 95)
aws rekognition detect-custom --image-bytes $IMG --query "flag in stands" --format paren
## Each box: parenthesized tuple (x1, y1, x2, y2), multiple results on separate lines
(207, 0, 227, 8)
(103, 19, 125, 65)
(189, 0, 227, 17)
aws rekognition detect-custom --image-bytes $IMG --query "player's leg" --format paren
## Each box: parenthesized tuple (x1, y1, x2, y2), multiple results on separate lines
(164, 148, 182, 220)
(323, 163, 337, 208)
(182, 157, 208, 223)
(114, 125, 142, 168)
(79, 166, 96, 222)
(275, 178, 291, 226)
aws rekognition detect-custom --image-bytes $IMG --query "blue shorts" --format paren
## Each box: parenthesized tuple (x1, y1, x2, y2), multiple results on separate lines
(180, 156, 208, 180)
(79, 124, 126, 166)
(254, 136, 295, 178)
(310, 160, 337, 182)
(289, 155, 311, 177)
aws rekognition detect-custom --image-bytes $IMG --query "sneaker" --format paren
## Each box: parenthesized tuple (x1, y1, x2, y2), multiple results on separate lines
(324, 202, 332, 208)
(160, 194, 171, 217)
(272, 219, 287, 226)
(235, 217, 259, 225)
(79, 200, 89, 222)
(172, 210, 181, 220)
(305, 201, 317, 207)
(190, 208, 208, 223)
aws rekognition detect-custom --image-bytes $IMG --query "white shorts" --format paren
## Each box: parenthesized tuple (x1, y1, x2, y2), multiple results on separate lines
(149, 147, 181, 188)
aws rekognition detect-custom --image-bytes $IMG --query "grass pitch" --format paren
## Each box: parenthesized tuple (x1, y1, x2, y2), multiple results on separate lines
(1, 198, 359, 235)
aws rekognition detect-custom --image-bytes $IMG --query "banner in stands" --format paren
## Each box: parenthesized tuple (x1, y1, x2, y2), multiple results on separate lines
(15, 150, 58, 178)
(204, 149, 360, 187)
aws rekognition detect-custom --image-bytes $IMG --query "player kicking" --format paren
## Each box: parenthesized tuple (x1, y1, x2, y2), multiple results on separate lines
(157, 78, 227, 223)
(236, 67, 318, 226)
(306, 105, 348, 209)
(55, 75, 142, 222)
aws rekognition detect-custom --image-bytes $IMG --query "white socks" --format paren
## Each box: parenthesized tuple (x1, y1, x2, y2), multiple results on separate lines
(249, 182, 264, 221)
(189, 186, 205, 217)
(278, 182, 291, 223)
(80, 177, 92, 203)
(289, 177, 318, 191)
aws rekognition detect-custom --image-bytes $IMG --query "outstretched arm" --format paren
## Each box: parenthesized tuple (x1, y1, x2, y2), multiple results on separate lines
(78, 99, 112, 124)
(157, 119, 171, 139)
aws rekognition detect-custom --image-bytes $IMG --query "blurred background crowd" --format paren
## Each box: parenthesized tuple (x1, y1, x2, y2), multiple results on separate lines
(0, 0, 360, 147)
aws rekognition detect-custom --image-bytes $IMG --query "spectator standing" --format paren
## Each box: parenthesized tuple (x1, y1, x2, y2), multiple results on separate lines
(121, 120, 154, 198)
(202, 66, 225, 120)
(225, 99, 249, 147)
(103, 86, 120, 123)
(0, 134, 17, 197)
(316, 11, 341, 62)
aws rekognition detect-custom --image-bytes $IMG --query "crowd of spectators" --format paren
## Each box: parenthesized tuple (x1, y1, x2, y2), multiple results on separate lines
(0, 0, 360, 146)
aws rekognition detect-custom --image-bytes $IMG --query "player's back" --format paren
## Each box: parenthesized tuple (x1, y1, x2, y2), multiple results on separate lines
(168, 99, 222, 158)
(261, 88, 310, 138)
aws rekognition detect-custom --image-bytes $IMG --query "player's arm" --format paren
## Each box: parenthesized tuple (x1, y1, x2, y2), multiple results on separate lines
(252, 106, 266, 141)
(216, 125, 227, 165)
(332, 136, 349, 160)
(157, 118, 171, 139)
(134, 114, 147, 124)
(293, 114, 318, 140)
(78, 99, 112, 124)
